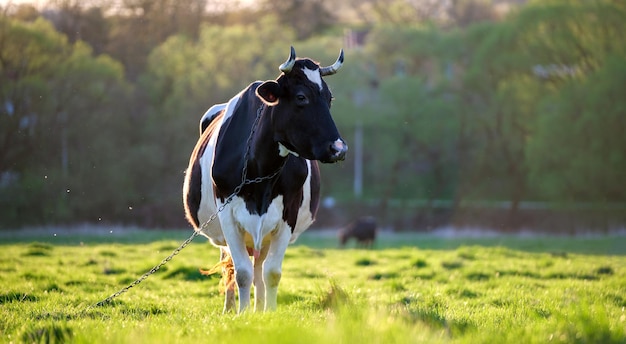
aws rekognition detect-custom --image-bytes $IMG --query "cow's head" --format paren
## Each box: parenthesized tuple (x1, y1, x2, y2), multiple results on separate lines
(255, 47, 348, 163)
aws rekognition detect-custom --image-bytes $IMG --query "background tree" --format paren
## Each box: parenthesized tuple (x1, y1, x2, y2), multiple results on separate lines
(527, 55, 626, 203)
(44, 0, 110, 55)
(0, 16, 131, 226)
(6, 3, 40, 21)
(449, 0, 626, 227)
(457, 19, 543, 227)
(447, 0, 500, 27)
(106, 0, 208, 80)
(375, 77, 460, 211)
(259, 0, 336, 39)
(1, 0, 624, 230)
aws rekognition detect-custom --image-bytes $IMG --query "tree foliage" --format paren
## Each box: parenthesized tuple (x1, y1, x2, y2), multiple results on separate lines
(1, 0, 624, 229)
(0, 16, 131, 225)
(528, 55, 626, 203)
(452, 0, 626, 211)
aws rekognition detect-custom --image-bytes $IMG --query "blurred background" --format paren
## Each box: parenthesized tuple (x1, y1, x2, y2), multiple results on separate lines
(0, 0, 624, 234)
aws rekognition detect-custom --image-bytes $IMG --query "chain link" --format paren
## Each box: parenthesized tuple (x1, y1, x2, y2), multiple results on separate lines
(87, 229, 201, 310)
(88, 104, 280, 310)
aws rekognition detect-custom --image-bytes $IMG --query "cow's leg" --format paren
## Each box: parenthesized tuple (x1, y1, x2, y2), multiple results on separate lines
(221, 226, 253, 313)
(220, 248, 236, 313)
(262, 226, 291, 311)
(253, 244, 270, 312)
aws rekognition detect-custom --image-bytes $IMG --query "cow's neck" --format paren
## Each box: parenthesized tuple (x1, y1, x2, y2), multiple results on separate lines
(236, 105, 286, 215)
(247, 105, 286, 180)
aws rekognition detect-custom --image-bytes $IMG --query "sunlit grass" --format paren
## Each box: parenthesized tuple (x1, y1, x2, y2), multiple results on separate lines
(1, 231, 625, 343)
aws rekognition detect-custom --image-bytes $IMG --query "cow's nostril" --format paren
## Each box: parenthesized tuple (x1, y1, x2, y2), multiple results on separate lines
(329, 139, 348, 161)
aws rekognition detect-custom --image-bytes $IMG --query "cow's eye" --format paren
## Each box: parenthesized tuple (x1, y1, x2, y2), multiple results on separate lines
(295, 93, 309, 105)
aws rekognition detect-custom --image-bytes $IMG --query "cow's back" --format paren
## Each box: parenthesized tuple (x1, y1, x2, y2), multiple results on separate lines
(183, 111, 226, 246)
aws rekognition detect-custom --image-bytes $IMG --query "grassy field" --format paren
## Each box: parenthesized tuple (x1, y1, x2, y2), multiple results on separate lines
(1, 228, 625, 343)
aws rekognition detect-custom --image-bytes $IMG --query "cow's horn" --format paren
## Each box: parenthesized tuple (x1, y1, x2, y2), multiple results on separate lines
(279, 46, 296, 73)
(320, 49, 344, 76)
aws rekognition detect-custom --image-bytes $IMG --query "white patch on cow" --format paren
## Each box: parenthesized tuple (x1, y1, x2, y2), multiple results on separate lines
(278, 142, 299, 157)
(222, 195, 286, 251)
(214, 190, 298, 312)
(201, 90, 245, 156)
(201, 103, 227, 123)
(290, 160, 314, 243)
(196, 145, 225, 246)
(199, 103, 227, 134)
(303, 67, 323, 90)
(223, 88, 246, 121)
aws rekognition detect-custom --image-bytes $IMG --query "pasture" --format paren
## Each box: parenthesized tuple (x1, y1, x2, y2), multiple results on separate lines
(1, 228, 625, 343)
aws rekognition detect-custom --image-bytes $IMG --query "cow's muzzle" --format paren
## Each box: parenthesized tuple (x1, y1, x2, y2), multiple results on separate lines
(325, 139, 348, 163)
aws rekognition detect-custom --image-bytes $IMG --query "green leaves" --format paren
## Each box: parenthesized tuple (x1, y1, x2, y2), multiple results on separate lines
(528, 55, 626, 202)
(0, 16, 132, 226)
(450, 0, 626, 206)
(2, 0, 625, 228)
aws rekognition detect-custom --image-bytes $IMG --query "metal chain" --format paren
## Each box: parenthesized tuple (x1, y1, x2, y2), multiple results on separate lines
(88, 104, 282, 310)
(87, 229, 201, 309)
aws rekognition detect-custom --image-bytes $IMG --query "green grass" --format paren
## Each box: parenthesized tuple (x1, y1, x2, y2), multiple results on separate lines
(1, 229, 625, 343)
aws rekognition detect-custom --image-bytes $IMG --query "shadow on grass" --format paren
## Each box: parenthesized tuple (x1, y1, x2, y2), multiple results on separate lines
(163, 266, 217, 281)
(395, 296, 476, 337)
(21, 324, 73, 344)
(0, 291, 38, 304)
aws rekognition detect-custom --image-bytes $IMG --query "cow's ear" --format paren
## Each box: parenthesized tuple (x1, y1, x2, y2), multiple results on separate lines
(256, 80, 281, 106)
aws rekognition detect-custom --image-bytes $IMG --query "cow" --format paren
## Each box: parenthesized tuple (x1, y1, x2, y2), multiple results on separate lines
(338, 216, 377, 248)
(182, 46, 347, 313)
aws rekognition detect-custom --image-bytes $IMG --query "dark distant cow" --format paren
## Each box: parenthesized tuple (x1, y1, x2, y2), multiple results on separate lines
(339, 216, 377, 248)
(183, 47, 347, 313)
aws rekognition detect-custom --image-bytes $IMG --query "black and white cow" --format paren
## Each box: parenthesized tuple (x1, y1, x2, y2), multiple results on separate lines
(183, 47, 347, 313)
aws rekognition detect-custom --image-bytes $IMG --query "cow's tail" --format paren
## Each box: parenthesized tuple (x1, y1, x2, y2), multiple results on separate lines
(200, 249, 235, 294)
